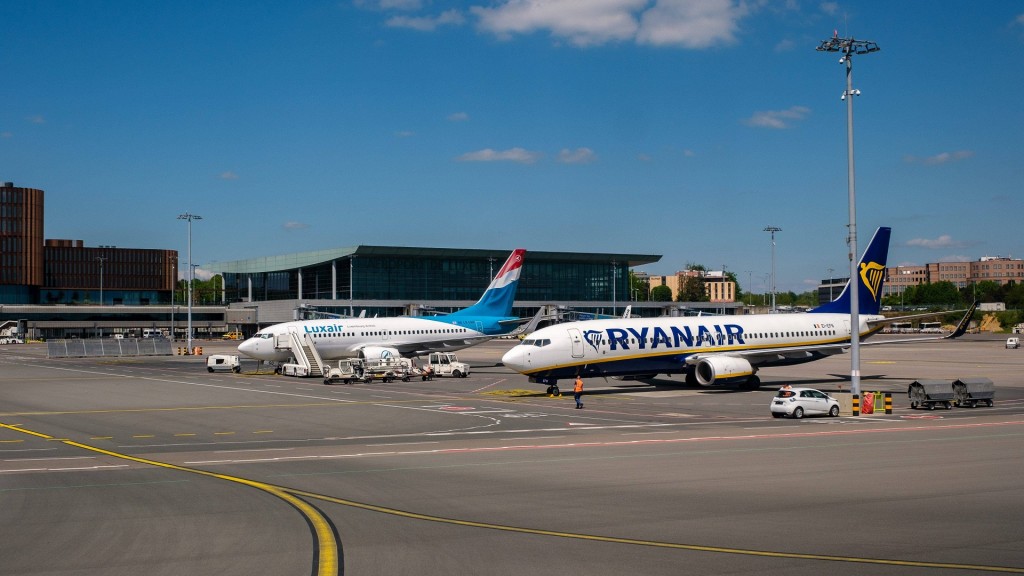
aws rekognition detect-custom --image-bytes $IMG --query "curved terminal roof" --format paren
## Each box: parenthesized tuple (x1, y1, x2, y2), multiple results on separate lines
(207, 246, 660, 274)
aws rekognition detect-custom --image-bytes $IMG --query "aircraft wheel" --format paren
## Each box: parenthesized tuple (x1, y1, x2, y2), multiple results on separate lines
(552, 386, 561, 397)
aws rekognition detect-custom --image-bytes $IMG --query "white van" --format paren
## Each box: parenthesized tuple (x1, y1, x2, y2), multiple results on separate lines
(207, 355, 241, 373)
(1006, 337, 1020, 349)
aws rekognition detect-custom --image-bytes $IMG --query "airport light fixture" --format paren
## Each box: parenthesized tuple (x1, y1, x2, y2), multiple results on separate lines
(95, 256, 107, 306)
(763, 226, 782, 312)
(177, 212, 202, 353)
(817, 33, 879, 397)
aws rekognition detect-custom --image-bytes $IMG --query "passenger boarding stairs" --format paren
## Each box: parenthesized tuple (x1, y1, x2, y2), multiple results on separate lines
(275, 328, 327, 378)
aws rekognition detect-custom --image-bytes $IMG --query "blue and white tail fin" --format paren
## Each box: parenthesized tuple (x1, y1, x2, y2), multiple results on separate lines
(811, 227, 891, 315)
(449, 249, 526, 319)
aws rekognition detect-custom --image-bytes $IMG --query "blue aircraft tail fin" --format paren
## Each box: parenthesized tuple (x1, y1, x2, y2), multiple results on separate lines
(810, 227, 891, 315)
(449, 249, 526, 319)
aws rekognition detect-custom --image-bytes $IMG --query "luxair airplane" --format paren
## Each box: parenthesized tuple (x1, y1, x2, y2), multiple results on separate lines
(238, 249, 526, 363)
(502, 228, 977, 395)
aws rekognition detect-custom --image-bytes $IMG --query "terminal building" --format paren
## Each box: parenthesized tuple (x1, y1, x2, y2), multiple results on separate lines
(209, 247, 669, 326)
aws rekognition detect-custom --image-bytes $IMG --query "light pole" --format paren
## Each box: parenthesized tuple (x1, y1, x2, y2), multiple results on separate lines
(817, 33, 879, 397)
(827, 267, 834, 301)
(349, 255, 355, 317)
(763, 226, 782, 312)
(610, 261, 618, 317)
(177, 212, 202, 354)
(95, 256, 107, 306)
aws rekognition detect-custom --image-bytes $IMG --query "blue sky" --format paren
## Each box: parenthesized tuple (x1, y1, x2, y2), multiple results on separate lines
(3, 1, 1022, 294)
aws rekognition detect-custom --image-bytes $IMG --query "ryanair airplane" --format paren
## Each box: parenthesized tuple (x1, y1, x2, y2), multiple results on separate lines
(238, 249, 526, 362)
(501, 228, 976, 394)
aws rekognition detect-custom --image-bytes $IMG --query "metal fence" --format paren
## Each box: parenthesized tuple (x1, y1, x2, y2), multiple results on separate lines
(47, 338, 174, 358)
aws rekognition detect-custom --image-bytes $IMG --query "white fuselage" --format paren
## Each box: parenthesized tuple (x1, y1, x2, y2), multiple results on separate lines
(502, 312, 883, 381)
(238, 317, 493, 362)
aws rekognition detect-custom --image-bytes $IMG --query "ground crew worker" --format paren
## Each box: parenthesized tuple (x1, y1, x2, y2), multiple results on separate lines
(573, 375, 584, 409)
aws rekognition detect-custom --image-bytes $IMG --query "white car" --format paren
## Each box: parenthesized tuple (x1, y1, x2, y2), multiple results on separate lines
(770, 387, 841, 419)
(1007, 337, 1020, 349)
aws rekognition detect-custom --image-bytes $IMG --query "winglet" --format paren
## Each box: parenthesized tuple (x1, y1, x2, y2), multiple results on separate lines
(945, 300, 979, 339)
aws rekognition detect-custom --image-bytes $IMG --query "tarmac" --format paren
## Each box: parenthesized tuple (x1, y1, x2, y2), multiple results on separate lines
(2, 334, 1023, 575)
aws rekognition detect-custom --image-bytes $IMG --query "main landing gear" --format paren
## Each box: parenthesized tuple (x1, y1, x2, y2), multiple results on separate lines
(545, 384, 561, 396)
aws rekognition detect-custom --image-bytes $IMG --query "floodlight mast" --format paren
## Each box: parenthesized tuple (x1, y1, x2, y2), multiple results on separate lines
(177, 212, 203, 354)
(763, 226, 782, 313)
(816, 34, 879, 398)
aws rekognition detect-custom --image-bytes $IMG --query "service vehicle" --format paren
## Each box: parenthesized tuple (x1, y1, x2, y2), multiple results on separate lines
(770, 387, 841, 419)
(206, 354, 241, 373)
(1007, 337, 1020, 349)
(222, 331, 244, 340)
(323, 359, 362, 385)
(423, 352, 470, 378)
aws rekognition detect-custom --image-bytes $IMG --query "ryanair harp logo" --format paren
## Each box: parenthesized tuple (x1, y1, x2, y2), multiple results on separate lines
(860, 261, 885, 301)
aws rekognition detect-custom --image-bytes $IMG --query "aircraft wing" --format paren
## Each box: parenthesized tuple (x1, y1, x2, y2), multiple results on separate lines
(865, 303, 976, 331)
(686, 301, 978, 368)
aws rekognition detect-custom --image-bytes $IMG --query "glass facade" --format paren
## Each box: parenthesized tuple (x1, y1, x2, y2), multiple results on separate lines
(217, 248, 651, 314)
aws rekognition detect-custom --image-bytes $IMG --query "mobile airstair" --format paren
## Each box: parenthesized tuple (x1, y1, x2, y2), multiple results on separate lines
(276, 328, 328, 378)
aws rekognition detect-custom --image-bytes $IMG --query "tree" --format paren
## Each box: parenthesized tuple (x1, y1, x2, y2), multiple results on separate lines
(650, 285, 673, 302)
(629, 271, 649, 302)
(678, 276, 709, 302)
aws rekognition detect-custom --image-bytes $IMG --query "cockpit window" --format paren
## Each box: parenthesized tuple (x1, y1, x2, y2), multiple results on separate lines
(521, 339, 535, 346)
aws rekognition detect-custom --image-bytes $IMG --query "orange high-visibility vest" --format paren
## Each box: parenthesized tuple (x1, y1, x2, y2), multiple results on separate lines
(574, 378, 583, 393)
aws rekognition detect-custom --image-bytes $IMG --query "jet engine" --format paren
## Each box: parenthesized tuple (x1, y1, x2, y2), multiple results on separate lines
(358, 346, 403, 361)
(694, 356, 754, 386)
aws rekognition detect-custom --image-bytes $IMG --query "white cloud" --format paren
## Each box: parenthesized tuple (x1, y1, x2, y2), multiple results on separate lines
(283, 221, 310, 230)
(218, 171, 239, 180)
(472, 0, 644, 46)
(471, 0, 749, 48)
(456, 147, 542, 163)
(395, 130, 415, 137)
(355, 0, 422, 10)
(1015, 13, 1024, 26)
(558, 147, 596, 164)
(26, 115, 45, 124)
(906, 235, 964, 249)
(387, 9, 465, 31)
(820, 2, 840, 16)
(447, 112, 470, 122)
(903, 150, 974, 165)
(743, 106, 810, 129)
(774, 38, 795, 52)
(0, 131, 11, 138)
(181, 267, 215, 281)
(937, 255, 971, 263)
(637, 0, 748, 48)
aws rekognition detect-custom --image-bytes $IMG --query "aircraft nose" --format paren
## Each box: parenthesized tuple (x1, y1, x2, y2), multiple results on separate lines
(501, 346, 526, 372)
(237, 338, 256, 358)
